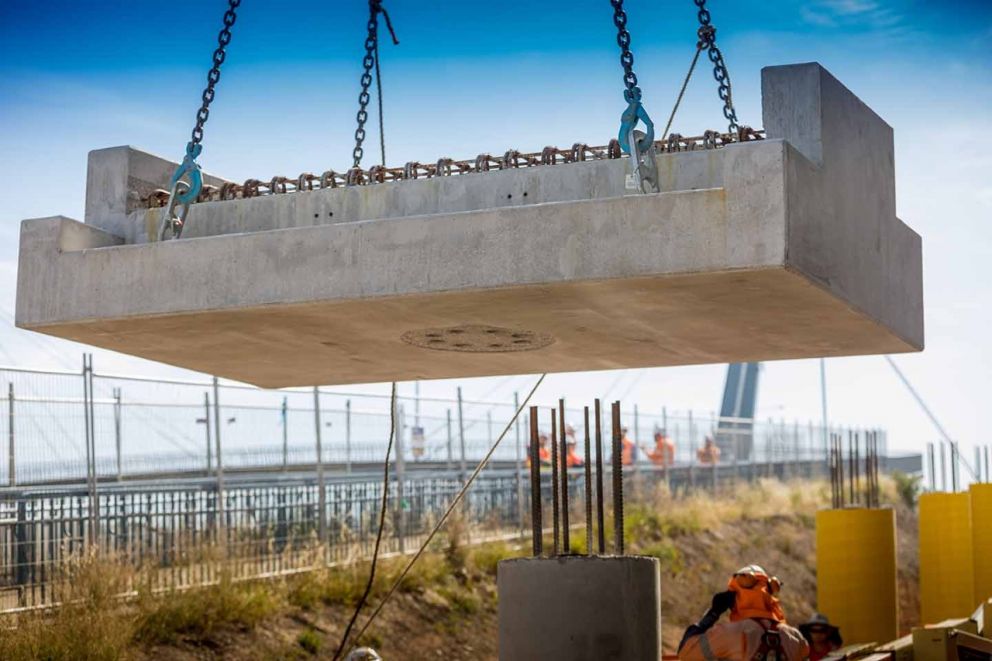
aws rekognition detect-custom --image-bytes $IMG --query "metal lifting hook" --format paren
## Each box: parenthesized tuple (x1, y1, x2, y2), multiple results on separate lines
(618, 93, 659, 194)
(159, 142, 203, 241)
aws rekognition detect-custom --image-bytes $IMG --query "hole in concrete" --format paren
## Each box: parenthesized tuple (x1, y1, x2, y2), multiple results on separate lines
(507, 193, 512, 199)
(313, 213, 319, 219)
(401, 325, 554, 353)
(523, 192, 528, 197)
(328, 211, 334, 217)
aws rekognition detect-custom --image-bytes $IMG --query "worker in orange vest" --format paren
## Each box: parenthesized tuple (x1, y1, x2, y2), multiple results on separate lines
(620, 426, 637, 465)
(648, 428, 675, 467)
(527, 432, 552, 468)
(678, 565, 808, 661)
(697, 436, 721, 465)
(564, 425, 584, 467)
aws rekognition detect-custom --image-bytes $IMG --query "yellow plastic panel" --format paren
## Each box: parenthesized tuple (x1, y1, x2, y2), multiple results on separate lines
(919, 492, 975, 623)
(817, 508, 898, 644)
(971, 484, 992, 604)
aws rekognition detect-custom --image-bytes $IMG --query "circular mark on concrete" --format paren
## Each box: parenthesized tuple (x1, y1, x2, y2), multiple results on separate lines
(401, 325, 554, 353)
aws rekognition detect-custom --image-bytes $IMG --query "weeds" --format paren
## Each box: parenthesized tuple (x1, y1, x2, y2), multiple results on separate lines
(134, 574, 281, 644)
(297, 628, 322, 654)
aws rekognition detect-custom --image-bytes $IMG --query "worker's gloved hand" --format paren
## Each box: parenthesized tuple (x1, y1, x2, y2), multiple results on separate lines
(678, 591, 736, 652)
(710, 590, 736, 615)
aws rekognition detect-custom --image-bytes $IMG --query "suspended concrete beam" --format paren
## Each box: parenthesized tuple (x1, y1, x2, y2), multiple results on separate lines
(15, 62, 923, 388)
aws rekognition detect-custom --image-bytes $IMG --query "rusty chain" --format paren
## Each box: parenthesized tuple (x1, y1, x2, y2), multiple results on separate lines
(146, 130, 762, 208)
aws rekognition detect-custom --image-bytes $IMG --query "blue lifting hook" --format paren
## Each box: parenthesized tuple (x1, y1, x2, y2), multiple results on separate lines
(171, 141, 204, 204)
(617, 90, 658, 193)
(617, 90, 655, 156)
(159, 142, 203, 240)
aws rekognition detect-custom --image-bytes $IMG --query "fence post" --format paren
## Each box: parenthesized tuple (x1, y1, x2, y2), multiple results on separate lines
(282, 396, 289, 470)
(457, 387, 467, 482)
(201, 392, 212, 473)
(212, 377, 225, 535)
(662, 406, 670, 489)
(312, 387, 326, 545)
(113, 387, 122, 481)
(446, 409, 453, 469)
(7, 382, 14, 487)
(514, 392, 524, 537)
(395, 400, 406, 553)
(82, 353, 99, 545)
(345, 399, 352, 473)
(688, 410, 696, 492)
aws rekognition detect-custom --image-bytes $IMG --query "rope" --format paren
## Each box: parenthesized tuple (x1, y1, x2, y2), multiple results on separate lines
(351, 373, 547, 645)
(374, 39, 386, 167)
(661, 44, 704, 142)
(331, 382, 398, 661)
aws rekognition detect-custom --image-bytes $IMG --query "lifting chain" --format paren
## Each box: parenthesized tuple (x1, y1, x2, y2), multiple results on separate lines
(160, 0, 241, 241)
(352, 0, 398, 170)
(693, 0, 739, 134)
(609, 0, 658, 194)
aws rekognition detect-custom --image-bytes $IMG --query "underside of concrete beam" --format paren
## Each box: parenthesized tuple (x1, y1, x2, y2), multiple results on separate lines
(16, 62, 923, 388)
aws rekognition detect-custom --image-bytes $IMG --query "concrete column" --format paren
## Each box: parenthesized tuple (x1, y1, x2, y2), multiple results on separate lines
(498, 556, 661, 661)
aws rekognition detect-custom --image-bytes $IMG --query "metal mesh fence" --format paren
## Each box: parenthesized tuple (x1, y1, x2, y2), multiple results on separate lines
(0, 363, 888, 486)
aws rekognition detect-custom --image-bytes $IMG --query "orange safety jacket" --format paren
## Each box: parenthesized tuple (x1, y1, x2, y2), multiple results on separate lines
(678, 619, 809, 661)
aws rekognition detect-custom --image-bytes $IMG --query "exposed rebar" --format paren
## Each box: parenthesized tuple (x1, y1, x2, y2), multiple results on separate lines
(583, 405, 593, 555)
(611, 401, 624, 555)
(594, 399, 606, 554)
(550, 408, 560, 556)
(529, 406, 542, 556)
(559, 399, 570, 554)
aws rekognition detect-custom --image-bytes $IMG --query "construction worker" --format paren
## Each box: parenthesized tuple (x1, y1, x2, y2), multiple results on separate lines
(564, 425, 584, 467)
(697, 436, 721, 465)
(648, 428, 675, 467)
(800, 613, 843, 661)
(678, 565, 809, 661)
(621, 426, 637, 465)
(527, 432, 552, 468)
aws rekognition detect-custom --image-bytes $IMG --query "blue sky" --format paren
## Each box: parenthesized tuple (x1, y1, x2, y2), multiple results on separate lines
(1, 1, 990, 467)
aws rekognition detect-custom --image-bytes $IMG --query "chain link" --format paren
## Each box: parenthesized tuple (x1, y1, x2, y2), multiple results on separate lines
(693, 0, 739, 133)
(353, 1, 398, 168)
(610, 0, 642, 103)
(191, 0, 241, 146)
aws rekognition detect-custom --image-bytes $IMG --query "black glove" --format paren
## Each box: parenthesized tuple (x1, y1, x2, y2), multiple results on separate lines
(711, 590, 736, 615)
(678, 591, 735, 652)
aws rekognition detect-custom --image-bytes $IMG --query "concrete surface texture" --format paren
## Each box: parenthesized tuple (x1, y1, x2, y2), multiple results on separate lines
(16, 62, 923, 388)
(497, 555, 662, 661)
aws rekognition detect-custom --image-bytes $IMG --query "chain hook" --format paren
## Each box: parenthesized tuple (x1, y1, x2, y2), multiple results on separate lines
(159, 142, 203, 241)
(173, 141, 204, 204)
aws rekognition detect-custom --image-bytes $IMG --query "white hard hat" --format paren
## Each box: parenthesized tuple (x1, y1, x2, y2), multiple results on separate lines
(345, 648, 383, 661)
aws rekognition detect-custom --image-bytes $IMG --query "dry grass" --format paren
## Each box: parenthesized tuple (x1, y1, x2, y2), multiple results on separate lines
(0, 477, 915, 659)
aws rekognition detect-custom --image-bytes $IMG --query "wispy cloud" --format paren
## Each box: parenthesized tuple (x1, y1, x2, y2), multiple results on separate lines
(800, 0, 913, 37)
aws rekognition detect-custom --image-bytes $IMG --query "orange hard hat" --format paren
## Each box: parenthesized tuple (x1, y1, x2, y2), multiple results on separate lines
(727, 565, 786, 622)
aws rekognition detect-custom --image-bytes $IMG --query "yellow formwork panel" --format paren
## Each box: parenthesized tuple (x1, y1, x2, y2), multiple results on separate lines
(971, 484, 992, 604)
(919, 492, 975, 623)
(817, 508, 898, 644)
